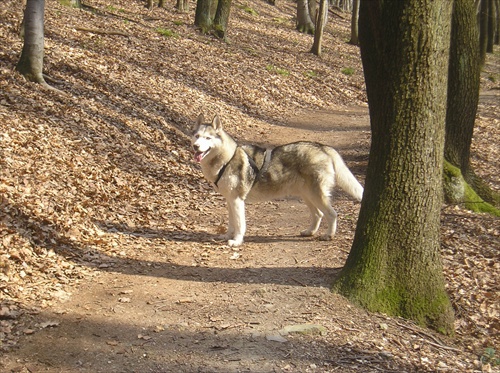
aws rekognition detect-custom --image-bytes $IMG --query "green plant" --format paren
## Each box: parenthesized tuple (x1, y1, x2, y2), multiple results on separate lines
(481, 347, 500, 367)
(58, 0, 74, 7)
(341, 67, 355, 76)
(273, 17, 288, 25)
(266, 65, 289, 77)
(173, 20, 184, 26)
(304, 70, 318, 79)
(156, 28, 178, 38)
(238, 4, 258, 16)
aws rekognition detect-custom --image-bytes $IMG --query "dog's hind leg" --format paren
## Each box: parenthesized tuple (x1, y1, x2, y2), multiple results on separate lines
(226, 197, 246, 247)
(300, 197, 323, 237)
(309, 194, 337, 241)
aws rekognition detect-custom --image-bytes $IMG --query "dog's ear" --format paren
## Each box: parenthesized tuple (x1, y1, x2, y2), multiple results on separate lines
(194, 114, 205, 130)
(212, 115, 222, 132)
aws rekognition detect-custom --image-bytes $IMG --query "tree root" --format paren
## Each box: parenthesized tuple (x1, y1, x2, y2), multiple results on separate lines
(443, 161, 500, 216)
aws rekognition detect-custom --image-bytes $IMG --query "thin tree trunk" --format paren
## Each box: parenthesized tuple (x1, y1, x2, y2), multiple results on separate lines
(479, 0, 489, 65)
(487, 0, 495, 52)
(311, 0, 327, 55)
(16, 0, 47, 86)
(213, 0, 232, 39)
(349, 0, 359, 45)
(175, 0, 189, 12)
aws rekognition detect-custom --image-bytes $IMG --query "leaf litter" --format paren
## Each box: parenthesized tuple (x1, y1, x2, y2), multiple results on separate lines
(0, 0, 499, 372)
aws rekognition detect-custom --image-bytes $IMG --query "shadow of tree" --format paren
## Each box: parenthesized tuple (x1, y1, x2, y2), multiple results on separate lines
(3, 308, 417, 373)
(2, 199, 339, 288)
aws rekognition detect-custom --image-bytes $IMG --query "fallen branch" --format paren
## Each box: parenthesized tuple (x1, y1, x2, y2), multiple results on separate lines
(75, 27, 130, 37)
(329, 8, 348, 20)
(395, 321, 461, 352)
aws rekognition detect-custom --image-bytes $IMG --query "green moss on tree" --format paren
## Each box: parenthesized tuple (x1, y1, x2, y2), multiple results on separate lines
(443, 161, 500, 216)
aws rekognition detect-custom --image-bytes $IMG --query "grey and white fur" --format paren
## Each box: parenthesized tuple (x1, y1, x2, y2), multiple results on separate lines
(192, 114, 364, 247)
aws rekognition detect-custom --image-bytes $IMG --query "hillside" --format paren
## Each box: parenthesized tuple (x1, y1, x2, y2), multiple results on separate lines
(1, 0, 499, 372)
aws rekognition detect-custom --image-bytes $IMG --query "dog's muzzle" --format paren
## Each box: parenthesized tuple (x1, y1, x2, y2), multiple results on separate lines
(193, 144, 210, 163)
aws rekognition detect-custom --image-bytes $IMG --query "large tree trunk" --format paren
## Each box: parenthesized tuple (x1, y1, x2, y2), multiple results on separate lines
(332, 0, 455, 335)
(445, 0, 480, 176)
(444, 0, 500, 211)
(16, 0, 47, 86)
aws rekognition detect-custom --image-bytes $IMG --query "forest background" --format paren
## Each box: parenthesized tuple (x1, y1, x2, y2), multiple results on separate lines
(1, 0, 499, 372)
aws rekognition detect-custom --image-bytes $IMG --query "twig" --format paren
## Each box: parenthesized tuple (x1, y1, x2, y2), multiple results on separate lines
(328, 8, 347, 20)
(395, 321, 461, 352)
(291, 277, 307, 287)
(75, 27, 130, 37)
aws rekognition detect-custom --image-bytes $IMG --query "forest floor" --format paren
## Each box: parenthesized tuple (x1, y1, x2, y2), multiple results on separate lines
(0, 0, 499, 372)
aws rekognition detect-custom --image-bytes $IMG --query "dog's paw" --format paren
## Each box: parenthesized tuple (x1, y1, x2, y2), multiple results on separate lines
(228, 238, 243, 247)
(300, 230, 315, 237)
(319, 235, 333, 241)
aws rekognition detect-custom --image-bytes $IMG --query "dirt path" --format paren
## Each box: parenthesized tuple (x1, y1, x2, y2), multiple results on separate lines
(4, 108, 490, 373)
(0, 110, 389, 373)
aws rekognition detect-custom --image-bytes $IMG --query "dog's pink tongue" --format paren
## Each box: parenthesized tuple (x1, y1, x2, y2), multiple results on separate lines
(194, 152, 203, 163)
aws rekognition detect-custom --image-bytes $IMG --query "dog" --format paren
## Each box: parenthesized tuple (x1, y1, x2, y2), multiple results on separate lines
(192, 114, 364, 247)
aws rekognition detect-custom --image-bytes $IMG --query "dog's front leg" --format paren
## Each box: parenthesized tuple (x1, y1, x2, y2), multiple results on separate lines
(226, 197, 246, 247)
(224, 199, 235, 240)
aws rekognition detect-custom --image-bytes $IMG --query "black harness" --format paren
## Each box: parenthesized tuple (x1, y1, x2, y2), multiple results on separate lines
(214, 147, 269, 188)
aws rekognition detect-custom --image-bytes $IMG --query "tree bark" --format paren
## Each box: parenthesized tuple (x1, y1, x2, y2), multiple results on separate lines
(16, 0, 47, 86)
(296, 0, 315, 34)
(444, 0, 500, 210)
(195, 0, 217, 34)
(311, 0, 327, 56)
(486, 0, 495, 52)
(195, 0, 231, 39)
(213, 0, 232, 40)
(348, 0, 359, 45)
(445, 0, 480, 177)
(332, 0, 455, 335)
(495, 0, 500, 45)
(479, 0, 489, 65)
(176, 0, 189, 12)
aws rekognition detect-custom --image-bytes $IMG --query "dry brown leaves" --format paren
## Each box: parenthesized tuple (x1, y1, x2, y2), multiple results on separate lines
(0, 0, 499, 371)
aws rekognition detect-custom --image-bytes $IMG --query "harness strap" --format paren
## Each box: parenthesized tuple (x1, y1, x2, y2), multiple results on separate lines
(255, 149, 272, 182)
(214, 151, 235, 187)
(214, 147, 271, 188)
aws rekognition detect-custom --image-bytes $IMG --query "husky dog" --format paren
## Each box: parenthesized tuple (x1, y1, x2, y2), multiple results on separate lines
(192, 114, 364, 247)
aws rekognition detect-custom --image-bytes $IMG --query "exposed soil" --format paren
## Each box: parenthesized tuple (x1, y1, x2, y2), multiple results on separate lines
(1, 0, 499, 372)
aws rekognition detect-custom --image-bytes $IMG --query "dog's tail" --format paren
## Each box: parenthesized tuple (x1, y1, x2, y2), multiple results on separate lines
(327, 148, 364, 202)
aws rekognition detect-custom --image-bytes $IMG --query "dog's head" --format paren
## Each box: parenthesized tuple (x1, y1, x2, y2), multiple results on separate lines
(192, 114, 223, 163)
